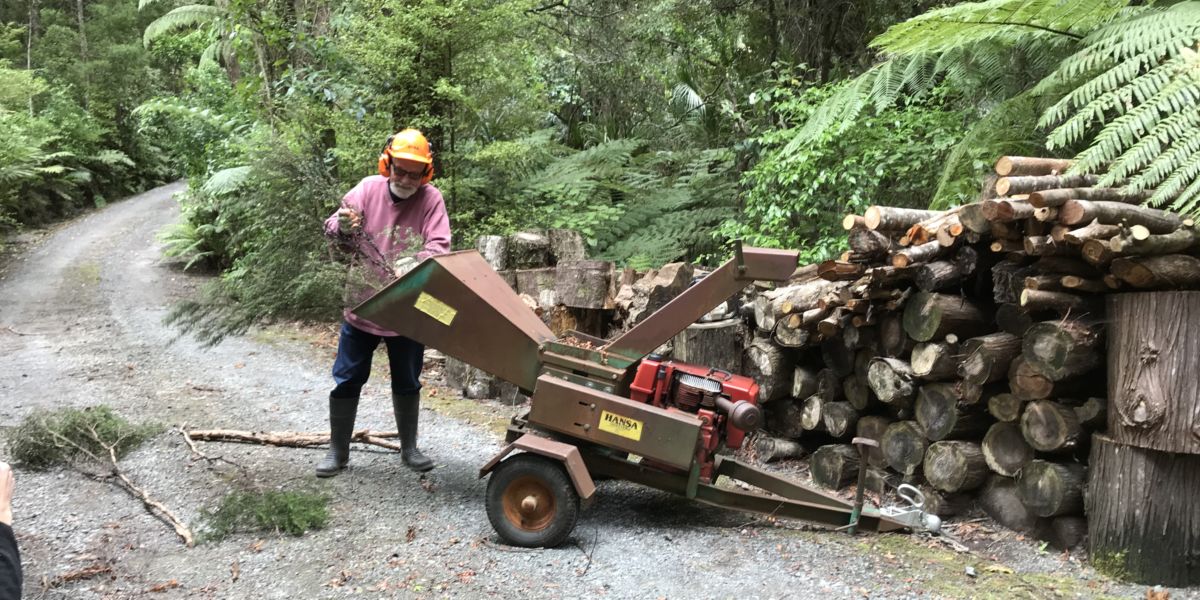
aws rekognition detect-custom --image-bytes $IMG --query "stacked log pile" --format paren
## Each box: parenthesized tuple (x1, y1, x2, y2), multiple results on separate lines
(752, 156, 1199, 553)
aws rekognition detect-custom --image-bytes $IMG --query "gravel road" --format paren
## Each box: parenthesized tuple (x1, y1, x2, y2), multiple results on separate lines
(0, 183, 1186, 599)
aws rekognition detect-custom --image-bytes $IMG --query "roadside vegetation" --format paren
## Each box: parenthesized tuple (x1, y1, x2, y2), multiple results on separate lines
(4, 0, 1199, 338)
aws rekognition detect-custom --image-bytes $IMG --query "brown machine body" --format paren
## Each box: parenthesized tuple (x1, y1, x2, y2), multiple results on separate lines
(353, 245, 910, 546)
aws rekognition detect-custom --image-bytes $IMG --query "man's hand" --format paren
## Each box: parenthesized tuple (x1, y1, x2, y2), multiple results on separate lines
(0, 462, 13, 526)
(394, 256, 418, 278)
(337, 208, 363, 233)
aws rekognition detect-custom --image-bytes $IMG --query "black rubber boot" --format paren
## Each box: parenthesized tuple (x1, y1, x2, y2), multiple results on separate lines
(393, 393, 434, 472)
(315, 395, 359, 477)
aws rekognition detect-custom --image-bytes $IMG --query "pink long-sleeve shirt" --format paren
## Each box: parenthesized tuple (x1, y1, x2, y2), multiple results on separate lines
(324, 175, 451, 336)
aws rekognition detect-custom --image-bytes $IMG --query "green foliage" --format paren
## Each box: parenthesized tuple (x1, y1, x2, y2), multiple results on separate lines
(8, 406, 160, 470)
(1038, 3, 1200, 216)
(728, 79, 968, 262)
(199, 488, 329, 541)
(164, 129, 347, 345)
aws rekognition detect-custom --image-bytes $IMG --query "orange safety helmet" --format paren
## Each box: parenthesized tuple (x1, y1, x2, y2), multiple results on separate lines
(377, 129, 435, 184)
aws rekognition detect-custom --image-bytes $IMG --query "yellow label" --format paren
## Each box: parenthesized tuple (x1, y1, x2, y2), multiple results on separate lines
(598, 410, 643, 441)
(414, 292, 457, 326)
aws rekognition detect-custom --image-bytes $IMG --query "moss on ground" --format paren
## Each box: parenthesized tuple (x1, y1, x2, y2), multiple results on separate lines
(774, 531, 1121, 599)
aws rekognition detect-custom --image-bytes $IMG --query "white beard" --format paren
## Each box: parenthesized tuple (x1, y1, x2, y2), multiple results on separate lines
(390, 181, 417, 199)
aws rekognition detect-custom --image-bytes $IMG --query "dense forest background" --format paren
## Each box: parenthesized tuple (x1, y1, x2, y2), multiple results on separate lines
(3, 0, 1200, 339)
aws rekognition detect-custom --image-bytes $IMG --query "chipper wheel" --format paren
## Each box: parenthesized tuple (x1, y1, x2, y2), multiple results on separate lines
(485, 453, 580, 548)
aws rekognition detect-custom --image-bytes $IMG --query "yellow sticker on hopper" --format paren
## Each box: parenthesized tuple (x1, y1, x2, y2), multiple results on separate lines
(414, 292, 457, 326)
(599, 410, 643, 441)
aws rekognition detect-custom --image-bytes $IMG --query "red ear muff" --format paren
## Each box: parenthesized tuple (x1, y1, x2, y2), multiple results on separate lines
(377, 134, 396, 177)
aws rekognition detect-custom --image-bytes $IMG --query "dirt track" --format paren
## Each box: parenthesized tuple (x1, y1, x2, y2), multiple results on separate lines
(0, 183, 1182, 599)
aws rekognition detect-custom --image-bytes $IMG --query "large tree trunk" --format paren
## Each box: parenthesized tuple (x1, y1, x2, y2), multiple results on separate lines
(1016, 460, 1086, 517)
(923, 440, 989, 493)
(811, 444, 860, 490)
(1087, 434, 1200, 586)
(982, 421, 1034, 477)
(1107, 291, 1200, 454)
(881, 420, 928, 475)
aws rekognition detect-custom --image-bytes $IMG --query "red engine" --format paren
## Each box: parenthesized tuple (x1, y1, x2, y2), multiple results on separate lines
(628, 357, 762, 481)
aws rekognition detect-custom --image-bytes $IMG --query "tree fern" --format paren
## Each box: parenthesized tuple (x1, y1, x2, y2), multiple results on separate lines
(1038, 3, 1200, 215)
(201, 165, 253, 196)
(143, 5, 226, 47)
(785, 0, 1130, 154)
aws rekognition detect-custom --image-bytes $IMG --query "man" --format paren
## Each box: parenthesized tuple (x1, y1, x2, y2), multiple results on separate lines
(318, 129, 451, 477)
(0, 462, 20, 599)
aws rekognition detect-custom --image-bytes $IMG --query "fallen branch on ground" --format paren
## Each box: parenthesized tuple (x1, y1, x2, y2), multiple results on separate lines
(184, 428, 403, 453)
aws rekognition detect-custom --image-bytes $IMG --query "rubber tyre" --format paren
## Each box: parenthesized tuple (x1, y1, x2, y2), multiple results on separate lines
(486, 454, 580, 548)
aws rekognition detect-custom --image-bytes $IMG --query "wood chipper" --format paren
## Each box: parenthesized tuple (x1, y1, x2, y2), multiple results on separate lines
(353, 245, 938, 547)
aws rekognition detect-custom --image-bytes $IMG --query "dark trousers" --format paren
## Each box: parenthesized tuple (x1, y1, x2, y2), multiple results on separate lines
(330, 322, 424, 399)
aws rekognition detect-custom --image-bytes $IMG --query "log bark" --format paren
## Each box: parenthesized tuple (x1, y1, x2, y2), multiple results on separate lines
(1059, 275, 1108, 293)
(995, 303, 1037, 336)
(913, 260, 965, 292)
(476, 235, 508, 270)
(915, 382, 992, 441)
(1016, 460, 1086, 517)
(987, 393, 1026, 423)
(902, 291, 990, 342)
(1107, 291, 1200, 454)
(992, 262, 1033, 305)
(507, 230, 552, 268)
(792, 366, 819, 399)
(754, 280, 838, 331)
(800, 395, 826, 432)
(772, 317, 812, 348)
(1087, 434, 1200, 586)
(982, 199, 1035, 222)
(979, 475, 1047, 534)
(1022, 320, 1103, 381)
(821, 401, 859, 438)
(996, 174, 1098, 196)
(1023, 235, 1072, 257)
(843, 376, 873, 411)
(554, 260, 613, 309)
(855, 415, 892, 469)
(959, 202, 992, 234)
(982, 422, 1034, 477)
(957, 332, 1021, 385)
(1033, 256, 1100, 278)
(848, 227, 892, 259)
(994, 156, 1072, 177)
(752, 433, 806, 462)
(1020, 400, 1086, 453)
(1019, 289, 1099, 316)
(867, 358, 918, 408)
(879, 313, 915, 358)
(744, 334, 791, 402)
(1063, 220, 1121, 245)
(1059, 200, 1183, 232)
(811, 444, 860, 490)
(1029, 186, 1151, 208)
(815, 367, 845, 403)
(1110, 255, 1200, 289)
(673, 318, 745, 375)
(817, 260, 867, 281)
(881, 420, 928, 475)
(924, 441, 989, 493)
(764, 397, 805, 439)
(1046, 516, 1088, 551)
(1109, 227, 1198, 256)
(919, 485, 976, 518)
(891, 241, 944, 267)
(911, 342, 960, 380)
(865, 206, 942, 231)
(821, 340, 856, 378)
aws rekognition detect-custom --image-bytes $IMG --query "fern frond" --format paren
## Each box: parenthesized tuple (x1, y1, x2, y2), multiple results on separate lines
(143, 5, 226, 47)
(201, 166, 253, 196)
(92, 149, 135, 168)
(872, 0, 1127, 55)
(1148, 144, 1200, 207)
